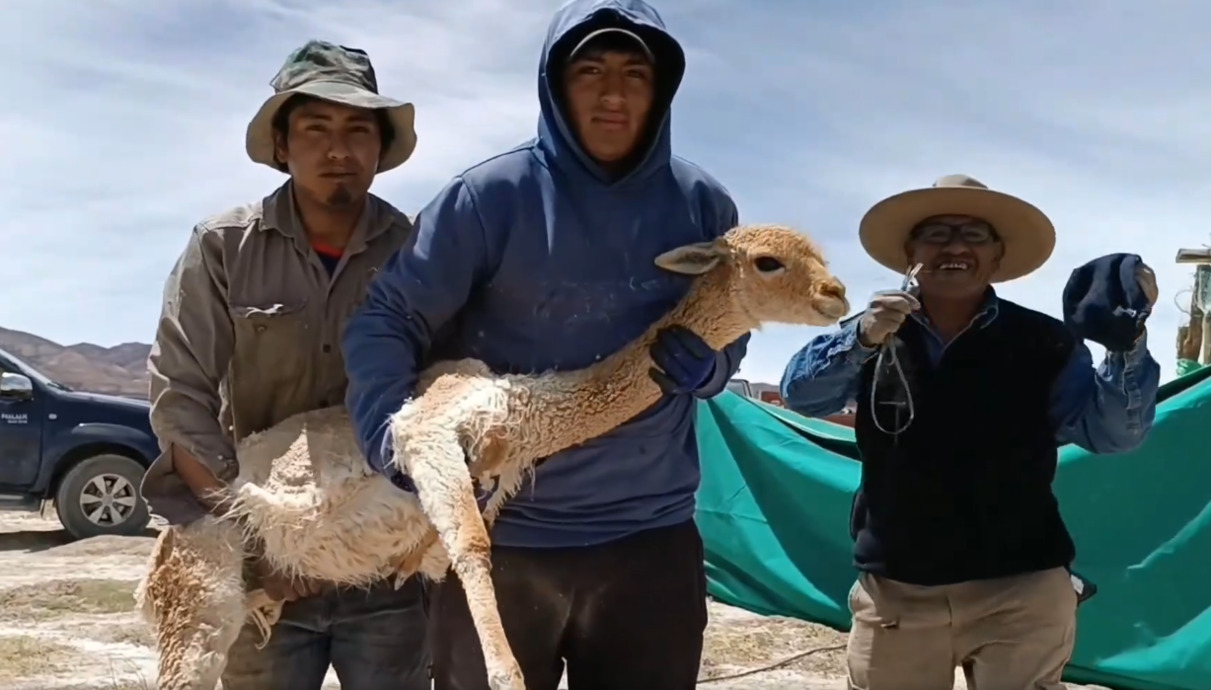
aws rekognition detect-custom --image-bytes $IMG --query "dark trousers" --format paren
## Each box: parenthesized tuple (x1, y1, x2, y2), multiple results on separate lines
(222, 577, 430, 690)
(431, 519, 708, 690)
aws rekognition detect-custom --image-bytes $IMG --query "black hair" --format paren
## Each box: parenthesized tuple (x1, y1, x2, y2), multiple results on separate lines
(270, 93, 397, 172)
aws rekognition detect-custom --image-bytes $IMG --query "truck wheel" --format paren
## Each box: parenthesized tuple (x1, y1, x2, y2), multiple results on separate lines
(54, 454, 150, 540)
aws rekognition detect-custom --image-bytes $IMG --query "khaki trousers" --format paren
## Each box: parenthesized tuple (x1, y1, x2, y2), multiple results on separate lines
(846, 566, 1078, 690)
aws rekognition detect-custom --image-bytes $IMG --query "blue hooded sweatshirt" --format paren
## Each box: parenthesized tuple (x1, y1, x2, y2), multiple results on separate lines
(342, 0, 749, 549)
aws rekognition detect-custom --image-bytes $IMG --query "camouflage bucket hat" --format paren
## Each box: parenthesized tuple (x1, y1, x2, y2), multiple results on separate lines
(245, 40, 417, 173)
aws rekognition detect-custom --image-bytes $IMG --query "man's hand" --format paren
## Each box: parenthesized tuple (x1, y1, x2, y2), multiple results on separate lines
(1136, 262, 1158, 310)
(1062, 253, 1158, 351)
(857, 290, 921, 348)
(1131, 261, 1158, 341)
(249, 554, 324, 603)
(649, 325, 718, 395)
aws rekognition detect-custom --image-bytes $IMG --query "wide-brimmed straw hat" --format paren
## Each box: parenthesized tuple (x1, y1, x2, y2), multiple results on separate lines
(858, 174, 1056, 283)
(246, 40, 417, 173)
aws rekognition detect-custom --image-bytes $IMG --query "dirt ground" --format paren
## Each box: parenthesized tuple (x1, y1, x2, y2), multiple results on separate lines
(0, 512, 1107, 689)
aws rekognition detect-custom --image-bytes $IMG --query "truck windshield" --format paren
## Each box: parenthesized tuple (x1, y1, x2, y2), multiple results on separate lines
(725, 379, 752, 397)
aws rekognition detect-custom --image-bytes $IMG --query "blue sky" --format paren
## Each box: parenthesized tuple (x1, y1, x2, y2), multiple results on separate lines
(1, 0, 1205, 386)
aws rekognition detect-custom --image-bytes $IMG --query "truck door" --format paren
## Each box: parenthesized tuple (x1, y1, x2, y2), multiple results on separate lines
(0, 371, 43, 489)
(758, 391, 785, 407)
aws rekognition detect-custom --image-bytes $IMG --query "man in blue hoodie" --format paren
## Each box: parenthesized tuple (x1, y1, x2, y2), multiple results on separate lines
(342, 1, 745, 688)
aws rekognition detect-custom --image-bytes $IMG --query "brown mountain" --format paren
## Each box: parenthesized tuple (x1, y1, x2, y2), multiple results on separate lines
(0, 327, 151, 399)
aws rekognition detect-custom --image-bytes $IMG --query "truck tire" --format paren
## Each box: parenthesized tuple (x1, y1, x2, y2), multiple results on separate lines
(54, 453, 151, 540)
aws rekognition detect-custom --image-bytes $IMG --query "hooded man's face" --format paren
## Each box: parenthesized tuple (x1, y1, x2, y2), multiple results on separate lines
(562, 46, 655, 169)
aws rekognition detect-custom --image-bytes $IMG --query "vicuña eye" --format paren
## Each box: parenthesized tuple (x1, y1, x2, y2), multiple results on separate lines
(754, 256, 784, 272)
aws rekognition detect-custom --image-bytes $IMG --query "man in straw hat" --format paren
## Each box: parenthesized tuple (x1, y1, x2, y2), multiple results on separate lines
(780, 174, 1161, 689)
(342, 0, 749, 686)
(140, 40, 428, 689)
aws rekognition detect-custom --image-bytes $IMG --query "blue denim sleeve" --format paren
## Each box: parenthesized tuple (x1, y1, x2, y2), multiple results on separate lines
(1051, 331, 1161, 454)
(342, 177, 489, 484)
(780, 316, 876, 417)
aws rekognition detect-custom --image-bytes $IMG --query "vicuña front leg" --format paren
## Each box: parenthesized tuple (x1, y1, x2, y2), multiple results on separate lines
(402, 430, 525, 690)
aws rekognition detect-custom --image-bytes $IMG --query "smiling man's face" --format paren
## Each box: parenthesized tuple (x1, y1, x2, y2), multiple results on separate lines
(905, 215, 1004, 299)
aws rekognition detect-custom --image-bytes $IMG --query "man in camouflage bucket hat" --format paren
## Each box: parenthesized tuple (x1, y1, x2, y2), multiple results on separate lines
(245, 39, 417, 173)
(141, 40, 428, 689)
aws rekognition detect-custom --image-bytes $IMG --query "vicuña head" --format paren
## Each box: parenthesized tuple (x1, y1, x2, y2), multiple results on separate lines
(654, 224, 850, 328)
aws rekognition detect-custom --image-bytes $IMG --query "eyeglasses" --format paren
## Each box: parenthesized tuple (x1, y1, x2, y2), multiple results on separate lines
(910, 221, 999, 246)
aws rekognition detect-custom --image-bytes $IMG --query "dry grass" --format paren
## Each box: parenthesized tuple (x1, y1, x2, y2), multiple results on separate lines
(58, 680, 154, 690)
(45, 535, 157, 559)
(0, 578, 138, 621)
(85, 621, 156, 648)
(700, 611, 848, 680)
(0, 634, 77, 680)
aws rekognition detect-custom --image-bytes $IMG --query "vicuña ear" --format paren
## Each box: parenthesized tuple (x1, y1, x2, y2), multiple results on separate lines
(654, 241, 725, 275)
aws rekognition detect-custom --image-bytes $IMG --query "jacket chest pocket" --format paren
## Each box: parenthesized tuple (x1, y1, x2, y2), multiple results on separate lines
(229, 302, 311, 385)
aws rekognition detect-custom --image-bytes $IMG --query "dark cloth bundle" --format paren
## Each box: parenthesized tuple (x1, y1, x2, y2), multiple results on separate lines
(1062, 253, 1150, 352)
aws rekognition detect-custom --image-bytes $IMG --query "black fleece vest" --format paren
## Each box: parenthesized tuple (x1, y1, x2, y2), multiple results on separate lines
(852, 299, 1077, 585)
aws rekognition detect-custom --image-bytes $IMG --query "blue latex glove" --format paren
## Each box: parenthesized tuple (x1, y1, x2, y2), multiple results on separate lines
(648, 325, 719, 395)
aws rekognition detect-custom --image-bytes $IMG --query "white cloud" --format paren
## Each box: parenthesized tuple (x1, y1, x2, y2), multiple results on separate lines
(1, 0, 1205, 391)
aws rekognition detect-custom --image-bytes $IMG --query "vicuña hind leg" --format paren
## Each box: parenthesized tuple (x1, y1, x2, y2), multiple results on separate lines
(403, 430, 525, 690)
(137, 518, 249, 690)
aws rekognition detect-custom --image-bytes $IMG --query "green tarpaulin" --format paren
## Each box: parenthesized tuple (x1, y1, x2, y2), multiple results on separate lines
(1176, 359, 1204, 377)
(694, 365, 1211, 690)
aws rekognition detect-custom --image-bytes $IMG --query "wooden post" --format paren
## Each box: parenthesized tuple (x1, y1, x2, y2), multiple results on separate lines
(1201, 267, 1211, 365)
(1176, 270, 1204, 363)
(1176, 249, 1211, 366)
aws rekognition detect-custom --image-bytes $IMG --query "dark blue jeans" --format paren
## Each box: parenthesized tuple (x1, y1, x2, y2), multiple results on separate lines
(221, 577, 430, 690)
